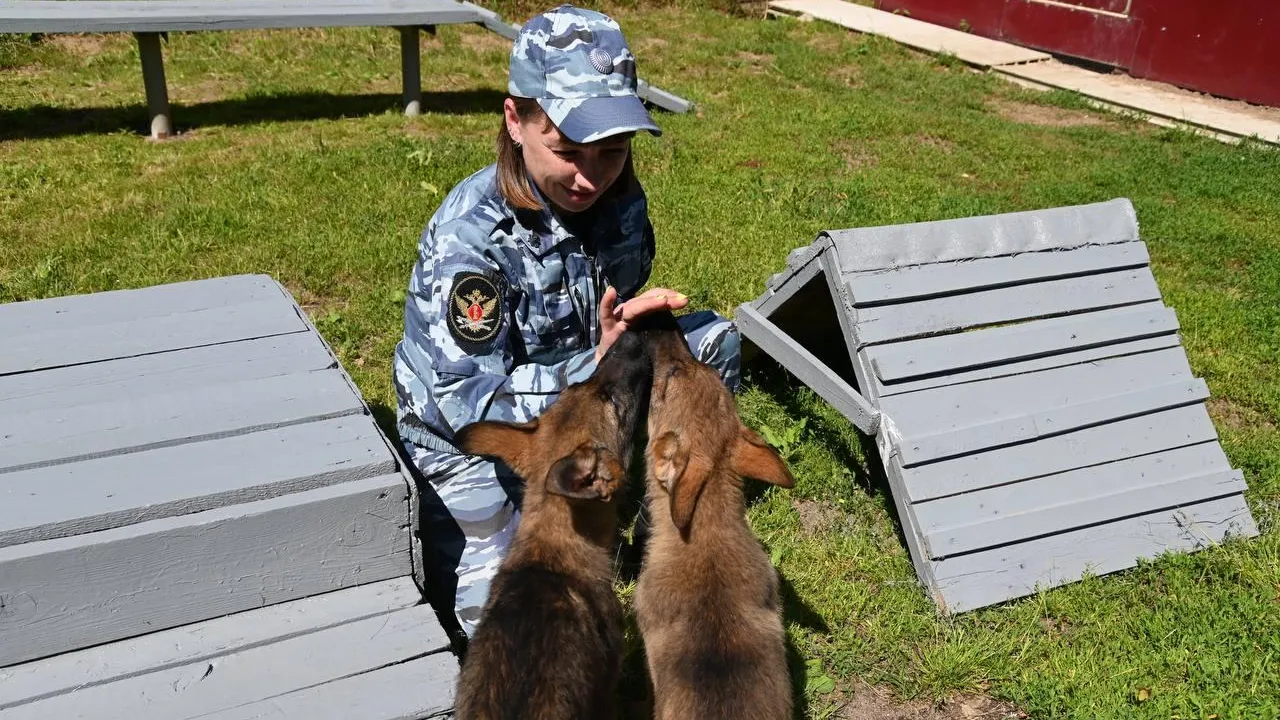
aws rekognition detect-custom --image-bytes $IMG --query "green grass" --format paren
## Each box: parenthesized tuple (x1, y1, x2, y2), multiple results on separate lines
(3, 6, 1279, 718)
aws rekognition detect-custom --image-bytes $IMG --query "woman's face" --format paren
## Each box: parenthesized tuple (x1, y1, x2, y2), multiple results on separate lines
(506, 100, 632, 214)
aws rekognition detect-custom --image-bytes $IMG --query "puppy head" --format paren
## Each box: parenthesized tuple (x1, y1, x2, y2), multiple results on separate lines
(640, 316, 794, 536)
(455, 331, 652, 506)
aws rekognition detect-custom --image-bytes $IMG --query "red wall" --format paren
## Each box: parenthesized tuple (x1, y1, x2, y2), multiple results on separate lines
(876, 0, 1280, 107)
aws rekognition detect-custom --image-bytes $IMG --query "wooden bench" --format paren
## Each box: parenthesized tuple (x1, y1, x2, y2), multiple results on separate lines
(0, 0, 693, 140)
(739, 198, 1260, 613)
(0, 275, 457, 718)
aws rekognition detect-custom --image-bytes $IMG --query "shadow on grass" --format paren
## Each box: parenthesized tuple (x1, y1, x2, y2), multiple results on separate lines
(0, 88, 506, 141)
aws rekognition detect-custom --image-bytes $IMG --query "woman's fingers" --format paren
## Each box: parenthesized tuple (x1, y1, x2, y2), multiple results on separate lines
(613, 289, 690, 323)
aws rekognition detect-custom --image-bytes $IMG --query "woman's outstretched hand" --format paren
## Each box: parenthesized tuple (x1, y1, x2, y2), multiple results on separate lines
(595, 286, 689, 362)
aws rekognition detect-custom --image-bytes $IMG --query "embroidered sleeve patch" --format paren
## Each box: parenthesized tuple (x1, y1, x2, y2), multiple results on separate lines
(447, 271, 506, 354)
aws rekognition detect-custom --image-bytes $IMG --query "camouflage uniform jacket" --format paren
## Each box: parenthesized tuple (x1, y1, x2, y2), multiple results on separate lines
(394, 164, 654, 454)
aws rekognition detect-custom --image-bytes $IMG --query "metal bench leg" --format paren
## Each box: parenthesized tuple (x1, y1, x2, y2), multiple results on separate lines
(399, 26, 421, 117)
(134, 32, 172, 140)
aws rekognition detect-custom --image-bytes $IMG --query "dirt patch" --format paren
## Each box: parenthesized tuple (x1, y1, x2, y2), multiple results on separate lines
(989, 99, 1111, 128)
(49, 33, 112, 57)
(832, 139, 877, 171)
(833, 63, 864, 89)
(793, 499, 843, 536)
(1117, 72, 1280, 127)
(734, 51, 775, 74)
(636, 37, 669, 53)
(1207, 397, 1277, 432)
(836, 683, 1026, 719)
(806, 31, 845, 53)
(915, 134, 956, 153)
(458, 27, 511, 54)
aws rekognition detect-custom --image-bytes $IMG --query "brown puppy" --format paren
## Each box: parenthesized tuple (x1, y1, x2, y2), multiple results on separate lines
(452, 331, 651, 720)
(633, 312, 796, 720)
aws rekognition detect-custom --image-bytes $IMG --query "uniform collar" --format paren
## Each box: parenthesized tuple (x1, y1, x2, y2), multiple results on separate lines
(512, 179, 601, 257)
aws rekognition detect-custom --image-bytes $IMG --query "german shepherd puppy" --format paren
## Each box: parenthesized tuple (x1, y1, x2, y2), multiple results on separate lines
(633, 312, 795, 720)
(452, 331, 652, 720)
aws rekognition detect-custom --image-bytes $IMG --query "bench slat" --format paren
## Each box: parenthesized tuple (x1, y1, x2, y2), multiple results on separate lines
(827, 198, 1139, 274)
(852, 267, 1163, 346)
(930, 494, 1256, 614)
(0, 416, 396, 548)
(3, 603, 446, 720)
(0, 0, 482, 34)
(0, 577, 422, 709)
(0, 475, 411, 668)
(867, 304, 1178, 384)
(917, 442, 1238, 558)
(848, 242, 1150, 307)
(901, 404, 1220, 502)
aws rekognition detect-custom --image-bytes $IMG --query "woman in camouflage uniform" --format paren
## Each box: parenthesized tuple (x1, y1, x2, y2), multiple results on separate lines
(393, 4, 739, 638)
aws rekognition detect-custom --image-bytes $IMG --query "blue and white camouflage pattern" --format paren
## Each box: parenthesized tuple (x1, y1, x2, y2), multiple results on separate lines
(509, 5, 660, 144)
(393, 165, 740, 636)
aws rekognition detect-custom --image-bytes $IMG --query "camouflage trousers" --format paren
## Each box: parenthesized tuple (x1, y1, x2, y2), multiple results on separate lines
(403, 311, 740, 637)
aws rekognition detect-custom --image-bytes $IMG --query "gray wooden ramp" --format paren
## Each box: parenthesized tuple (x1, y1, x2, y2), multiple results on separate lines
(738, 198, 1260, 613)
(0, 274, 457, 717)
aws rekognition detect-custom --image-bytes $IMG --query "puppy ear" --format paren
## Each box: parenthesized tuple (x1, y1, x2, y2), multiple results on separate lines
(650, 431, 688, 489)
(652, 432, 711, 537)
(454, 418, 538, 466)
(547, 444, 618, 501)
(732, 426, 796, 489)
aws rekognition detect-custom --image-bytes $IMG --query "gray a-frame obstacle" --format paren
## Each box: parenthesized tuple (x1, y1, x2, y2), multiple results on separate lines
(737, 198, 1259, 613)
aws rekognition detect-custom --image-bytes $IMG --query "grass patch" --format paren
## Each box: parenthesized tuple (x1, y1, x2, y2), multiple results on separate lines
(3, 7, 1278, 718)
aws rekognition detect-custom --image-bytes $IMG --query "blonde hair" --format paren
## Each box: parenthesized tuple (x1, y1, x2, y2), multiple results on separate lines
(496, 97, 640, 212)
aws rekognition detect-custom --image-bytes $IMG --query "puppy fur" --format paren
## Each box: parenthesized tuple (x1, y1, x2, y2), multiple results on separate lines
(633, 312, 796, 720)
(451, 331, 651, 720)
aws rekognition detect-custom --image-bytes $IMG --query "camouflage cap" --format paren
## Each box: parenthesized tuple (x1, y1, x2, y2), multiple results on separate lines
(509, 5, 661, 144)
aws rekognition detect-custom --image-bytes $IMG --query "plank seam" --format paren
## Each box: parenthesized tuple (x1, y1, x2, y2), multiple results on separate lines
(924, 489, 1251, 562)
(0, 405, 366, 476)
(0, 328, 320, 379)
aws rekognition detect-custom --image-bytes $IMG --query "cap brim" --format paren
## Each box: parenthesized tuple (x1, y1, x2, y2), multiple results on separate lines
(537, 95, 662, 144)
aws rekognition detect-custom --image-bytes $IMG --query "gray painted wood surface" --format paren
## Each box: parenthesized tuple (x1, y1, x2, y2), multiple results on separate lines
(930, 495, 1257, 614)
(0, 475, 411, 668)
(0, 577, 423, 709)
(5, 602, 451, 720)
(0, 273, 441, 711)
(739, 198, 1259, 614)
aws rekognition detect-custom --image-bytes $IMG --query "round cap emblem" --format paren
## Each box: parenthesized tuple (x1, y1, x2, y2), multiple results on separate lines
(588, 47, 614, 74)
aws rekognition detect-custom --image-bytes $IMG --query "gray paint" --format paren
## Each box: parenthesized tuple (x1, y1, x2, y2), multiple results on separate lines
(136, 32, 171, 139)
(198, 652, 458, 720)
(930, 494, 1257, 614)
(826, 198, 1139, 273)
(5, 604, 446, 720)
(0, 577, 422, 708)
(866, 303, 1178, 384)
(851, 267, 1164, 346)
(738, 198, 1259, 613)
(1, 416, 396, 547)
(847, 241, 1151, 306)
(0, 475, 411, 668)
(0, 368, 366, 473)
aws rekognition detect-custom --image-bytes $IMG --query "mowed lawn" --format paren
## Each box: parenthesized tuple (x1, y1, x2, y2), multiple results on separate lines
(2, 4, 1278, 718)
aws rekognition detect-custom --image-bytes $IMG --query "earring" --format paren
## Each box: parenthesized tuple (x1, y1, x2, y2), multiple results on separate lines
(513, 140, 523, 151)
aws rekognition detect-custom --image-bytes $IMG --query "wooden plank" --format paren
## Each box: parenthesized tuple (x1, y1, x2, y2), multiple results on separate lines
(3, 604, 448, 720)
(867, 303, 1177, 384)
(0, 475, 410, 667)
(848, 241, 1151, 307)
(997, 60, 1280, 146)
(0, 298, 307, 375)
(901, 404, 1221, 502)
(736, 303, 880, 434)
(875, 334, 1183, 397)
(852, 267, 1163, 345)
(917, 443, 1240, 558)
(767, 0, 1050, 68)
(880, 343, 1197, 441)
(0, 275, 281, 339)
(0, 0, 483, 34)
(930, 495, 1258, 614)
(899, 378, 1209, 466)
(0, 369, 366, 473)
(0, 416, 396, 548)
(0, 332, 334, 414)
(825, 198, 1139, 273)
(0, 578, 423, 709)
(197, 653, 457, 720)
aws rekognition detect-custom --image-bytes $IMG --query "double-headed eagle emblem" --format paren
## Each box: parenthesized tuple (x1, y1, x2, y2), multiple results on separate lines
(454, 288, 498, 334)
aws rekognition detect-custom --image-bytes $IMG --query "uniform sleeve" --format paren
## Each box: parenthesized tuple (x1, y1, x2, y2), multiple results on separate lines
(406, 219, 598, 432)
